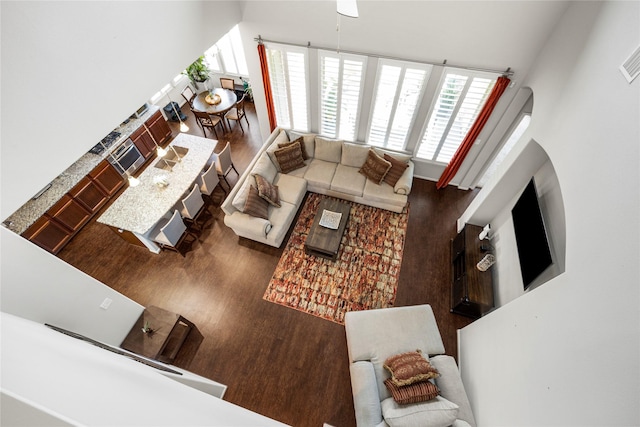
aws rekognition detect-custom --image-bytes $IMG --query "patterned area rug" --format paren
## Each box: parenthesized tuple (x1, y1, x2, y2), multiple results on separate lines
(264, 193, 409, 324)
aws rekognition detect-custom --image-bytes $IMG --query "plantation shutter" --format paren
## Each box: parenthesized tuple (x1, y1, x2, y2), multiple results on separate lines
(367, 60, 431, 150)
(319, 51, 365, 141)
(265, 44, 309, 132)
(417, 70, 497, 163)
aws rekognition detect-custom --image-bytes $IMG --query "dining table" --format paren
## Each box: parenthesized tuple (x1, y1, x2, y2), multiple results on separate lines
(192, 88, 237, 132)
(97, 133, 216, 253)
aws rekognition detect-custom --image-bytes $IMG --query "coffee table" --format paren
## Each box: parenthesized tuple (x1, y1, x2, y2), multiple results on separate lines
(305, 198, 351, 261)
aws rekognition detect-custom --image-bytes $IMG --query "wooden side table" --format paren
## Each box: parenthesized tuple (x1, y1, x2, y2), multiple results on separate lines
(120, 306, 194, 364)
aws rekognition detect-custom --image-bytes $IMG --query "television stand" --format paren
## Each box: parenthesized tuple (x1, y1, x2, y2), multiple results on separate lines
(450, 224, 494, 319)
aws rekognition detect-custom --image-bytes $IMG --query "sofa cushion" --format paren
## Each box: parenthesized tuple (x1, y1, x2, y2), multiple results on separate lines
(274, 141, 306, 173)
(315, 136, 343, 163)
(304, 159, 337, 191)
(383, 154, 410, 187)
(363, 179, 407, 207)
(254, 174, 281, 207)
(359, 149, 392, 184)
(374, 148, 412, 163)
(384, 350, 440, 387)
(381, 396, 459, 427)
(331, 164, 366, 197)
(384, 378, 440, 405)
(289, 131, 316, 158)
(252, 153, 278, 183)
(265, 200, 298, 246)
(244, 185, 270, 219)
(273, 173, 307, 206)
(266, 129, 290, 171)
(341, 142, 371, 167)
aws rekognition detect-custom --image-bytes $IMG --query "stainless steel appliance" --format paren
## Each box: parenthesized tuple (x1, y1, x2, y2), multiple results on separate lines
(108, 138, 144, 176)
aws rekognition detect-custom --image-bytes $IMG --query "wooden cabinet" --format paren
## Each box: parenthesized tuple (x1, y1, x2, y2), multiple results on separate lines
(89, 160, 125, 197)
(450, 224, 494, 319)
(47, 194, 92, 233)
(130, 111, 171, 160)
(22, 215, 73, 254)
(69, 176, 108, 214)
(147, 110, 172, 145)
(23, 160, 124, 254)
(130, 126, 155, 159)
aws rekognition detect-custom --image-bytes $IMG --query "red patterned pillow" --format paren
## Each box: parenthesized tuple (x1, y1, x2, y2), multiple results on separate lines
(254, 174, 281, 207)
(384, 350, 440, 386)
(384, 378, 440, 405)
(383, 153, 409, 187)
(278, 136, 309, 160)
(359, 149, 392, 184)
(274, 140, 306, 173)
(243, 185, 269, 219)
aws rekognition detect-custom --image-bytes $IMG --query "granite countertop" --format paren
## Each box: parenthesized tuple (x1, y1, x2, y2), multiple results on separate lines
(97, 134, 216, 235)
(3, 105, 162, 235)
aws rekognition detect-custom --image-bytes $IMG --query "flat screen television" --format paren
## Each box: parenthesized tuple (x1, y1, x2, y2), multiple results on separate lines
(511, 178, 553, 289)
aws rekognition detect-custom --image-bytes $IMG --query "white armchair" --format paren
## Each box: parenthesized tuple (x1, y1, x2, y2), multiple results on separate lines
(344, 305, 476, 427)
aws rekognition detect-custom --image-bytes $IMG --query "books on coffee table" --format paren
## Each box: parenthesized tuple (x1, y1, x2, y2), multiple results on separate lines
(319, 209, 342, 230)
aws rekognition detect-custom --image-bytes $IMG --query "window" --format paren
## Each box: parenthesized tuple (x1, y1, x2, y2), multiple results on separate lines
(266, 44, 309, 131)
(367, 60, 432, 150)
(150, 74, 186, 104)
(319, 51, 366, 141)
(477, 114, 531, 187)
(204, 25, 248, 77)
(416, 69, 498, 163)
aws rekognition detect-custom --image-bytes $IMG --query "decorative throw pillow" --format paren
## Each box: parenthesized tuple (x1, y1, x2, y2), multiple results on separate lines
(243, 185, 269, 219)
(383, 153, 410, 186)
(273, 141, 306, 173)
(253, 174, 281, 207)
(359, 149, 392, 184)
(278, 136, 309, 160)
(384, 378, 439, 405)
(384, 350, 440, 386)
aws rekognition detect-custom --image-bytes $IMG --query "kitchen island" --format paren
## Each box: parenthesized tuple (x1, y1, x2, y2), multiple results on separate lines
(97, 134, 216, 253)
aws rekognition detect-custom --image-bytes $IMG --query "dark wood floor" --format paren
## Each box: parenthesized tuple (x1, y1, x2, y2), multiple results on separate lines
(57, 102, 478, 427)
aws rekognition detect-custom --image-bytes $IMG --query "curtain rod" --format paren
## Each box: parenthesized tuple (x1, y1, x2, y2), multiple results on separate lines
(255, 35, 513, 77)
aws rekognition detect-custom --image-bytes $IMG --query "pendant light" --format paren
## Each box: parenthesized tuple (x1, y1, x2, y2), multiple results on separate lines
(337, 0, 358, 18)
(107, 150, 140, 187)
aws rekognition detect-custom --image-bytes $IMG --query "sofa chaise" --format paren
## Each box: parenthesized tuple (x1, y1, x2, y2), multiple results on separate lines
(345, 305, 477, 427)
(221, 127, 415, 247)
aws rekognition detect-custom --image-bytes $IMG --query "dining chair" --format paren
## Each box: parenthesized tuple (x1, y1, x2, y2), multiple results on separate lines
(192, 109, 224, 139)
(215, 141, 240, 189)
(181, 86, 196, 107)
(220, 77, 235, 90)
(149, 210, 197, 257)
(175, 183, 211, 231)
(196, 160, 225, 206)
(224, 94, 249, 134)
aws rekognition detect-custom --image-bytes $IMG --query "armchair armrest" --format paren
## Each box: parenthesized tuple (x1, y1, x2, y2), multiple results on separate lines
(430, 355, 477, 427)
(350, 361, 385, 427)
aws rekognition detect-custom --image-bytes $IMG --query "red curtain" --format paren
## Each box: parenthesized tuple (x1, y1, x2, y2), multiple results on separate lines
(436, 76, 511, 189)
(257, 43, 277, 132)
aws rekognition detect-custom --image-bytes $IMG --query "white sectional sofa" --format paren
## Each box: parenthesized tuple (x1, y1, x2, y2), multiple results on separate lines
(345, 305, 477, 427)
(221, 127, 415, 247)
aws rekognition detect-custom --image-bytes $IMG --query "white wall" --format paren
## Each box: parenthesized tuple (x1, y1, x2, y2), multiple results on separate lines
(458, 2, 640, 425)
(0, 228, 143, 345)
(1, 313, 287, 426)
(0, 1, 241, 218)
